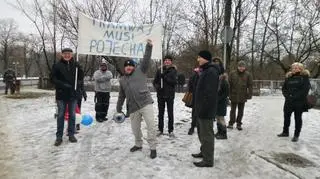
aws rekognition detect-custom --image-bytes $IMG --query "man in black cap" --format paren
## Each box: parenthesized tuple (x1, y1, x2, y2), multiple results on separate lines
(116, 39, 157, 159)
(153, 55, 177, 137)
(191, 50, 220, 167)
(51, 48, 83, 146)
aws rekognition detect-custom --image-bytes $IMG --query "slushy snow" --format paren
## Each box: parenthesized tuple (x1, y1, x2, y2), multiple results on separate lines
(0, 88, 320, 179)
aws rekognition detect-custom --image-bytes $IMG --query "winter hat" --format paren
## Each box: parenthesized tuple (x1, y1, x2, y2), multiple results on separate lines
(163, 55, 173, 61)
(62, 48, 73, 53)
(238, 60, 246, 67)
(124, 59, 136, 67)
(198, 50, 212, 62)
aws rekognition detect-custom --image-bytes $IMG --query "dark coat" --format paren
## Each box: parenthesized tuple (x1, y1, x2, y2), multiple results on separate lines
(177, 73, 186, 85)
(52, 58, 83, 101)
(76, 68, 87, 102)
(185, 69, 200, 108)
(282, 70, 310, 112)
(3, 69, 16, 82)
(153, 65, 177, 98)
(194, 62, 220, 119)
(229, 70, 253, 103)
(216, 74, 229, 116)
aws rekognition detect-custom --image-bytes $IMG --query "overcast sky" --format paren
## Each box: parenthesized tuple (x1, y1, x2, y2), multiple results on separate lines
(0, 0, 36, 34)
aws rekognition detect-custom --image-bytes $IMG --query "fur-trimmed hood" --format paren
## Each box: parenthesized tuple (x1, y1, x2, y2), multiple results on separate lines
(286, 69, 310, 78)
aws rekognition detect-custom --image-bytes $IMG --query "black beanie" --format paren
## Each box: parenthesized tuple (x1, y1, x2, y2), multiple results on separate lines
(198, 50, 212, 62)
(62, 48, 73, 53)
(124, 59, 136, 67)
(163, 55, 173, 61)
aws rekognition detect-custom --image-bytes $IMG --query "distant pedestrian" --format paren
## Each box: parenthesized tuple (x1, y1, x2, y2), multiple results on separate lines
(3, 68, 16, 95)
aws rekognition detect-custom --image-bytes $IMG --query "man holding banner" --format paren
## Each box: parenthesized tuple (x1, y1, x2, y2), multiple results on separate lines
(116, 40, 157, 159)
(52, 48, 82, 146)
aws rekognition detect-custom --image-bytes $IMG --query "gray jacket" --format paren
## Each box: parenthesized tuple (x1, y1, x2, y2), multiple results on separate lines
(116, 43, 153, 114)
(93, 70, 113, 92)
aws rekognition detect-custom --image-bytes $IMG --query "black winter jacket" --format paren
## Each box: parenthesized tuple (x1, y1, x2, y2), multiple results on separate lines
(194, 62, 220, 119)
(52, 58, 83, 101)
(282, 70, 310, 112)
(153, 65, 177, 98)
(216, 74, 229, 116)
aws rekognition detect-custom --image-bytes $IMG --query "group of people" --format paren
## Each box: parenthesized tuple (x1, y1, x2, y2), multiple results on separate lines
(3, 68, 16, 95)
(51, 39, 311, 167)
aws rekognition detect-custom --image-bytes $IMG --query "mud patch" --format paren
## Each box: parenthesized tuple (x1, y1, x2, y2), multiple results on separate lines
(272, 152, 316, 168)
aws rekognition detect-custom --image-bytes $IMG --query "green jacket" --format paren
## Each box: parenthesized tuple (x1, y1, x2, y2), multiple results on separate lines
(229, 70, 253, 103)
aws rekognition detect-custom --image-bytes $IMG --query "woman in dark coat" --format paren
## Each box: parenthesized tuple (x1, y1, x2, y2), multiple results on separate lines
(187, 67, 200, 135)
(213, 58, 229, 139)
(278, 62, 310, 142)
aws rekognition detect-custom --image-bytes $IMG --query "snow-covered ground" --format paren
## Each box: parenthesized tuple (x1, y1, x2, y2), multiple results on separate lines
(1, 87, 320, 179)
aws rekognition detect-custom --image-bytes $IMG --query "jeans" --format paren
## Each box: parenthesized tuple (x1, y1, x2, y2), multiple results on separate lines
(56, 100, 77, 139)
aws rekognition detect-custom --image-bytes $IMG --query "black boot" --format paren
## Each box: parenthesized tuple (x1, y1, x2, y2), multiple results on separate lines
(277, 132, 289, 137)
(130, 146, 142, 152)
(76, 124, 80, 131)
(96, 118, 104, 123)
(54, 138, 63, 146)
(216, 133, 227, 140)
(150, 150, 157, 159)
(237, 125, 243, 131)
(69, 136, 78, 143)
(291, 136, 299, 142)
(191, 153, 203, 158)
(216, 123, 227, 139)
(193, 160, 213, 167)
(188, 127, 194, 135)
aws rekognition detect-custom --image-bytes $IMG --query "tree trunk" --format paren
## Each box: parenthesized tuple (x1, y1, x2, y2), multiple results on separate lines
(236, 0, 242, 62)
(224, 0, 232, 72)
(251, 0, 260, 79)
(3, 44, 8, 70)
(214, 0, 220, 45)
(259, 0, 274, 80)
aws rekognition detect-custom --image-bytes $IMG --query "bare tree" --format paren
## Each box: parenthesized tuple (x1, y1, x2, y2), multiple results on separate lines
(223, 0, 232, 71)
(251, 0, 260, 79)
(13, 0, 57, 76)
(0, 18, 18, 71)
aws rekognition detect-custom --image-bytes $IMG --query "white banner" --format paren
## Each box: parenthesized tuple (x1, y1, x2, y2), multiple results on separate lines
(78, 13, 163, 59)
